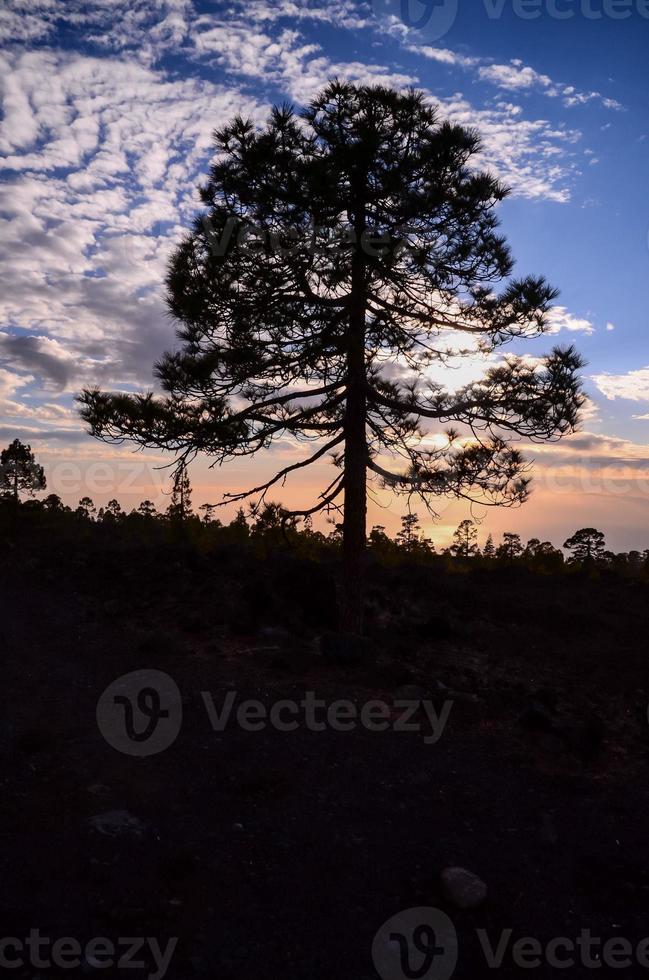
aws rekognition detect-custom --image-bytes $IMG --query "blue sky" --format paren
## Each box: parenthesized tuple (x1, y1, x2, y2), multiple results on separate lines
(1, 0, 648, 548)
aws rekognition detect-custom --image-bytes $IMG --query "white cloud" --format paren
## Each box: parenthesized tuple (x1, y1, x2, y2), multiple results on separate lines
(0, 48, 265, 416)
(0, 366, 32, 400)
(592, 367, 649, 403)
(435, 95, 580, 203)
(407, 44, 477, 69)
(0, 0, 195, 65)
(226, 0, 371, 30)
(479, 61, 555, 93)
(191, 20, 418, 98)
(405, 40, 623, 112)
(546, 307, 595, 335)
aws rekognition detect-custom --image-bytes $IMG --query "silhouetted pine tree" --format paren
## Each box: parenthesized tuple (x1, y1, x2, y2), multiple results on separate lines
(79, 82, 584, 633)
(483, 534, 496, 559)
(167, 462, 193, 522)
(497, 531, 523, 561)
(564, 528, 605, 565)
(0, 439, 46, 504)
(451, 518, 479, 557)
(137, 499, 157, 519)
(77, 496, 96, 519)
(396, 512, 421, 550)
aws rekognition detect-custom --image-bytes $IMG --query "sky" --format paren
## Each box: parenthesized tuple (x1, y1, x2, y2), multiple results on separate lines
(1, 0, 648, 549)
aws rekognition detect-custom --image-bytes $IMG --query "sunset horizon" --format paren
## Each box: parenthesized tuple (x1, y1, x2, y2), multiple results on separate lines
(2, 0, 649, 552)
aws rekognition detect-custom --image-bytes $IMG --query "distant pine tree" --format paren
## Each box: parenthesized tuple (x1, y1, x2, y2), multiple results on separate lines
(396, 513, 421, 550)
(0, 439, 46, 504)
(167, 463, 193, 522)
(198, 503, 220, 525)
(497, 532, 523, 561)
(564, 528, 606, 565)
(100, 499, 125, 523)
(451, 519, 479, 558)
(137, 499, 157, 519)
(77, 496, 96, 519)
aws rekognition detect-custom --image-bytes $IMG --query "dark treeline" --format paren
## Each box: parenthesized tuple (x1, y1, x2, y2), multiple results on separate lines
(2, 439, 646, 576)
(3, 489, 647, 579)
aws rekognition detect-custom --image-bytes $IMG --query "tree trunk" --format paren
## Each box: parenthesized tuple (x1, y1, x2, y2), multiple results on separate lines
(340, 354, 367, 635)
(340, 211, 367, 635)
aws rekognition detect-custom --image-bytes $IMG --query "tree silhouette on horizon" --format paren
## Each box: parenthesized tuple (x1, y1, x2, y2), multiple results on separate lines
(79, 81, 584, 633)
(166, 460, 193, 523)
(450, 518, 479, 558)
(0, 439, 46, 504)
(564, 527, 606, 565)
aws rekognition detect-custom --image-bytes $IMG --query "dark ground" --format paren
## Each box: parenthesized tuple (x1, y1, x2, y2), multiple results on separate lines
(2, 537, 649, 978)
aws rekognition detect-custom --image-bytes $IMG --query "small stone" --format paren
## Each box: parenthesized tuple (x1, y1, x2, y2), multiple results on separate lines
(88, 810, 148, 838)
(440, 866, 487, 909)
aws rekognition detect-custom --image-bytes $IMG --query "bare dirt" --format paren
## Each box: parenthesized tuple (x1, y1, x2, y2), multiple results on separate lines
(2, 540, 648, 978)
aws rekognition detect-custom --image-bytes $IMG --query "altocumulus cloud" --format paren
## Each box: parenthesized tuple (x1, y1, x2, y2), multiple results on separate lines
(0, 0, 619, 450)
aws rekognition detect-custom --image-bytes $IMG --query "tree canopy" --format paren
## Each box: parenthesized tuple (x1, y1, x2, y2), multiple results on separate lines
(564, 527, 606, 564)
(0, 439, 46, 503)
